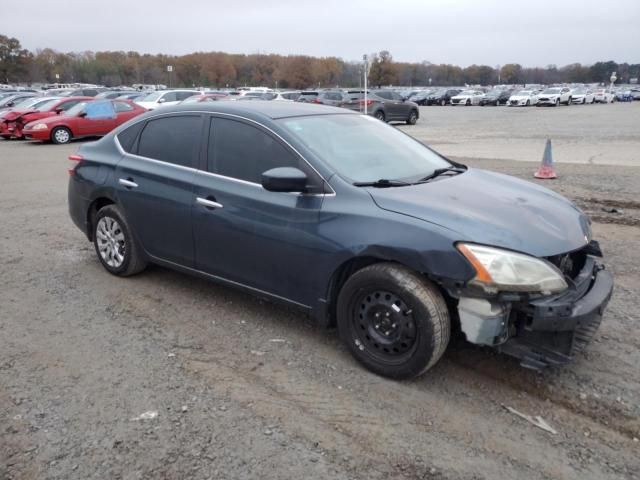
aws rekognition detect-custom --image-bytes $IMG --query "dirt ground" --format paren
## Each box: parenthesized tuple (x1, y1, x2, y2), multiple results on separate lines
(1, 104, 639, 480)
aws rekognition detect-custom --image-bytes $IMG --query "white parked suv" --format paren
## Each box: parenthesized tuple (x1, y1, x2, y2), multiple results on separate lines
(450, 90, 484, 106)
(537, 87, 572, 106)
(135, 90, 199, 110)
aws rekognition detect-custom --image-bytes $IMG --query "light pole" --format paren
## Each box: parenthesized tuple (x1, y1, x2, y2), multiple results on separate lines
(363, 54, 369, 115)
(496, 65, 501, 85)
(609, 72, 617, 94)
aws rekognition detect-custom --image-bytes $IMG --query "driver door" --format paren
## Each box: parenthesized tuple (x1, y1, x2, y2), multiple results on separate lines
(192, 115, 327, 305)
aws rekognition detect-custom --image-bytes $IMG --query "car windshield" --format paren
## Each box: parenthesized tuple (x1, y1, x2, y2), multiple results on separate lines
(515, 90, 533, 95)
(12, 97, 40, 109)
(64, 102, 89, 116)
(34, 99, 61, 111)
(543, 88, 562, 94)
(572, 88, 586, 94)
(458, 90, 477, 96)
(137, 92, 161, 102)
(10, 97, 35, 108)
(278, 114, 451, 183)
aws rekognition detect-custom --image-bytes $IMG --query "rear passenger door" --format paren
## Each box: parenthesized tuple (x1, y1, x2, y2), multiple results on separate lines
(191, 115, 326, 305)
(115, 114, 204, 266)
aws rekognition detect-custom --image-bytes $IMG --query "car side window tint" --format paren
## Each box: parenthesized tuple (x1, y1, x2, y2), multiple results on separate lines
(60, 100, 79, 110)
(162, 92, 178, 102)
(178, 92, 196, 101)
(209, 118, 306, 185)
(114, 102, 134, 112)
(117, 121, 145, 153)
(137, 115, 201, 167)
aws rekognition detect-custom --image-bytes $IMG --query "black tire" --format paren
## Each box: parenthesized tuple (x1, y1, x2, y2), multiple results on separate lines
(465, 99, 471, 106)
(555, 99, 560, 107)
(526, 100, 530, 106)
(406, 110, 418, 125)
(93, 204, 147, 277)
(440, 99, 446, 106)
(373, 110, 385, 122)
(565, 97, 571, 105)
(51, 126, 72, 145)
(337, 263, 450, 379)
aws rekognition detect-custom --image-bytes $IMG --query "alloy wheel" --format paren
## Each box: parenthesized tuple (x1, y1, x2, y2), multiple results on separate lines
(96, 216, 126, 268)
(54, 128, 70, 144)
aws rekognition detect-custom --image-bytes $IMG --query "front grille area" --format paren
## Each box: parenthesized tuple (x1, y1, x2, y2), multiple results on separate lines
(546, 247, 587, 279)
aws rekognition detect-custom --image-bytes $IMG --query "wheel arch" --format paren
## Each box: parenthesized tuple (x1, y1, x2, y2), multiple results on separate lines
(319, 251, 460, 328)
(86, 195, 117, 241)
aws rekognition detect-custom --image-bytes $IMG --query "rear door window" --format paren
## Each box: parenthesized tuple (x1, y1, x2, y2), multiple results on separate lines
(137, 115, 202, 168)
(117, 121, 145, 153)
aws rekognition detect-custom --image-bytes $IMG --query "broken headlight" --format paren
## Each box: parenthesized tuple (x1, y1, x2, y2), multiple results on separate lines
(457, 243, 568, 295)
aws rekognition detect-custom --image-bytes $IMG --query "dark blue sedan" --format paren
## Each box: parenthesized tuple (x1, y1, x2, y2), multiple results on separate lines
(68, 101, 613, 378)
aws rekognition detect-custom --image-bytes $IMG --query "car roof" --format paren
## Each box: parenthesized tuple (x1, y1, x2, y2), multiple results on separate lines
(147, 100, 356, 120)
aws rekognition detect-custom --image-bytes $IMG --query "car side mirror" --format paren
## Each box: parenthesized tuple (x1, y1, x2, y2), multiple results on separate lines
(55, 107, 63, 114)
(78, 111, 87, 118)
(261, 167, 307, 193)
(158, 98, 166, 103)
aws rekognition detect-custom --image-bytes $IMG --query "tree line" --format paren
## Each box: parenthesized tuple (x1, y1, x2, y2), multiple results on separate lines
(1, 34, 638, 89)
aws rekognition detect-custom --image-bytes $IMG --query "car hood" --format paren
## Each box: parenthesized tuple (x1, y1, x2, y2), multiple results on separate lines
(509, 95, 532, 100)
(368, 168, 590, 257)
(3, 109, 36, 120)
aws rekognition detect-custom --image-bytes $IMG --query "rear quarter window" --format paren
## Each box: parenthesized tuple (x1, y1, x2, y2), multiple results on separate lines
(117, 121, 145, 153)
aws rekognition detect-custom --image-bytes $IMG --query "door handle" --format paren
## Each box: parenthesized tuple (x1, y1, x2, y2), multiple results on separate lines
(196, 197, 223, 209)
(118, 178, 138, 188)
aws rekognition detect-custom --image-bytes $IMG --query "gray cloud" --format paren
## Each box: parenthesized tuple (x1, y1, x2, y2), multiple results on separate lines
(3, 0, 639, 66)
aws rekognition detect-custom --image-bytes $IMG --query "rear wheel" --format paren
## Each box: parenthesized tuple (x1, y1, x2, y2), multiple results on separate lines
(374, 110, 386, 122)
(465, 99, 471, 106)
(337, 263, 451, 379)
(51, 126, 72, 145)
(555, 98, 560, 106)
(440, 99, 446, 106)
(93, 205, 147, 277)
(406, 110, 418, 125)
(526, 100, 530, 106)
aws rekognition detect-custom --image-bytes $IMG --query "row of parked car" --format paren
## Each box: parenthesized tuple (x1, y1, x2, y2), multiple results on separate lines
(0, 81, 636, 144)
(0, 87, 423, 144)
(402, 86, 628, 106)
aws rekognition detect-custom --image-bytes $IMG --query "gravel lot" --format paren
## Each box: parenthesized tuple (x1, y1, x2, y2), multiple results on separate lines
(1, 104, 639, 480)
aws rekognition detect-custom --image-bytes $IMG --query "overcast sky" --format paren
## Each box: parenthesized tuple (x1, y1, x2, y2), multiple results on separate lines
(2, 0, 638, 66)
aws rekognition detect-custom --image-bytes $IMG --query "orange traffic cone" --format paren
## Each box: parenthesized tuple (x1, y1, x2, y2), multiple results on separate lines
(534, 139, 557, 179)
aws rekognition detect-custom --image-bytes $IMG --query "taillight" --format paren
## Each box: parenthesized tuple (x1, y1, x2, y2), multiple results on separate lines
(358, 99, 374, 106)
(68, 153, 83, 176)
(311, 98, 321, 104)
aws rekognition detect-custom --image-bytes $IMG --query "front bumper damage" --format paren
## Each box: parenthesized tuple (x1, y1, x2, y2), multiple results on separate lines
(455, 243, 614, 369)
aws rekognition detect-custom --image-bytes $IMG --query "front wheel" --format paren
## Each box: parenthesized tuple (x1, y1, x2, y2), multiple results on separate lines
(526, 100, 530, 106)
(337, 263, 451, 379)
(93, 205, 147, 276)
(406, 110, 418, 125)
(440, 99, 446, 106)
(51, 126, 72, 145)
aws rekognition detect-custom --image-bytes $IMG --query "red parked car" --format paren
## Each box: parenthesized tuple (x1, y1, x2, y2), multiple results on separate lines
(1, 96, 92, 139)
(22, 100, 146, 145)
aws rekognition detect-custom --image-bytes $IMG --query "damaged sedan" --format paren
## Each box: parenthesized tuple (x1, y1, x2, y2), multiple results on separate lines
(67, 102, 613, 379)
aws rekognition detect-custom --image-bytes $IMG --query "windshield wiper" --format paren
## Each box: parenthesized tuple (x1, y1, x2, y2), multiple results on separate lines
(416, 166, 466, 183)
(353, 179, 412, 188)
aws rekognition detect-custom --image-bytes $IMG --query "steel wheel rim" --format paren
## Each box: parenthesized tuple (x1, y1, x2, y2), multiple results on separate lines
(96, 217, 126, 268)
(55, 129, 70, 143)
(351, 290, 418, 364)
